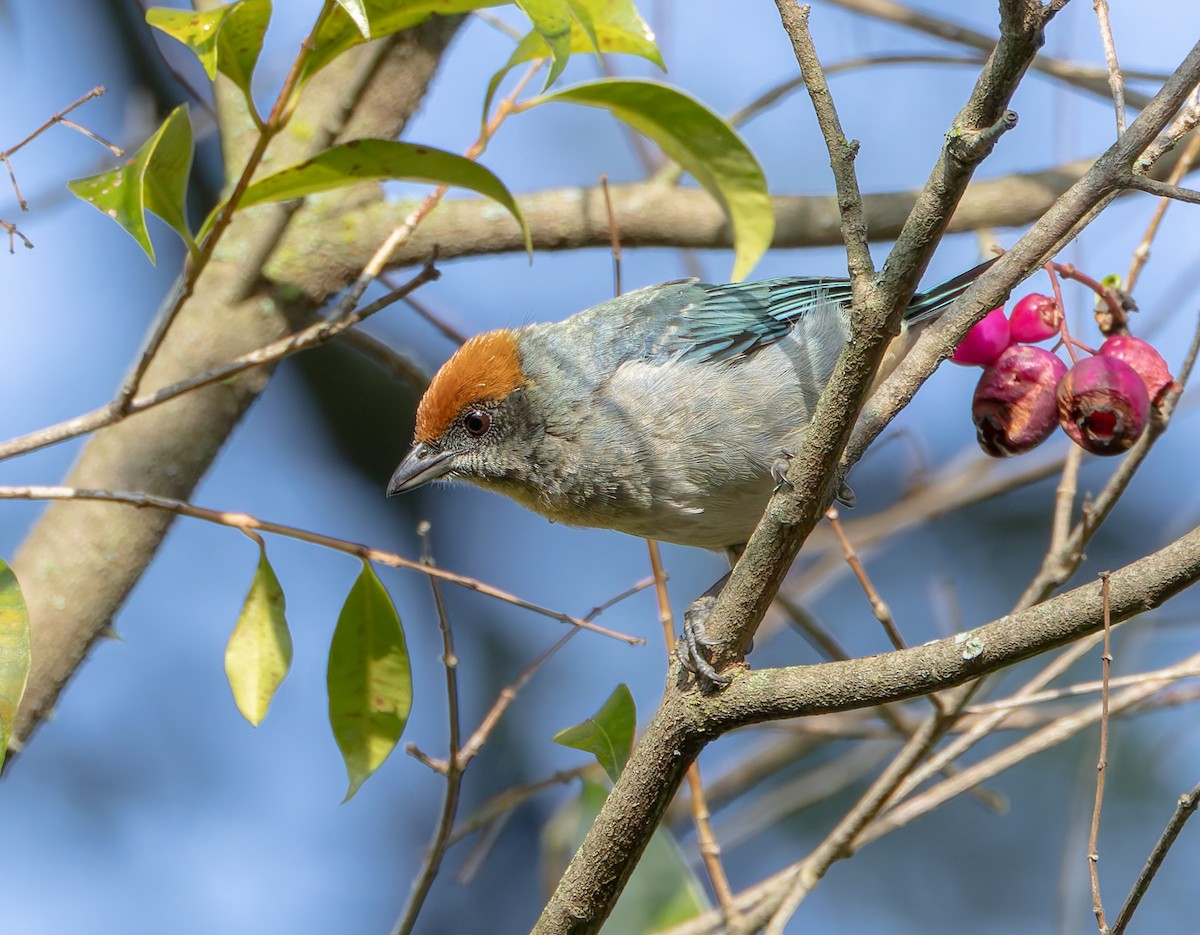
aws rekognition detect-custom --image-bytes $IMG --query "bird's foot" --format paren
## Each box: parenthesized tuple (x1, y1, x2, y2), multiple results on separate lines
(677, 594, 732, 688)
(771, 448, 794, 492)
(836, 478, 856, 508)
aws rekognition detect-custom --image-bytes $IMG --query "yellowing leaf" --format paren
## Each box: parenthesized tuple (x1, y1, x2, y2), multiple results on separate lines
(0, 558, 30, 771)
(531, 78, 774, 280)
(483, 0, 662, 121)
(552, 683, 635, 782)
(234, 138, 531, 255)
(68, 105, 196, 262)
(225, 545, 292, 726)
(327, 562, 411, 801)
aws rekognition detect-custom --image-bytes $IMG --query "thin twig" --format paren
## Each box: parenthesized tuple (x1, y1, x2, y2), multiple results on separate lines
(824, 506, 904, 650)
(457, 576, 656, 766)
(1127, 175, 1200, 205)
(0, 263, 440, 462)
(449, 766, 591, 849)
(599, 174, 622, 297)
(763, 711, 952, 933)
(859, 649, 1200, 851)
(1087, 572, 1114, 934)
(775, 1, 873, 283)
(966, 662, 1200, 714)
(1110, 781, 1200, 935)
(1092, 0, 1127, 136)
(775, 594, 1003, 809)
(0, 219, 33, 253)
(821, 0, 1154, 109)
(1, 86, 116, 162)
(391, 523, 464, 935)
(0, 485, 642, 644)
(1126, 133, 1200, 293)
(647, 541, 741, 925)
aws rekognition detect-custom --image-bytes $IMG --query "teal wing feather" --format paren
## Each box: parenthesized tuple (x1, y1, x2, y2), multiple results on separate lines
(662, 257, 996, 363)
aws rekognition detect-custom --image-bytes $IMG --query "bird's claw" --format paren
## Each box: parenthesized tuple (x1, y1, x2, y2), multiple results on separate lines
(771, 448, 795, 492)
(836, 478, 856, 508)
(678, 595, 731, 688)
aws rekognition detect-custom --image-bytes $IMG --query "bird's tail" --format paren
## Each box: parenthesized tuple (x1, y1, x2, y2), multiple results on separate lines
(903, 256, 998, 323)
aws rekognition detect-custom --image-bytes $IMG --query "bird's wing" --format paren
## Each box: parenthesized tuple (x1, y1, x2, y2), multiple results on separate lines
(663, 278, 854, 363)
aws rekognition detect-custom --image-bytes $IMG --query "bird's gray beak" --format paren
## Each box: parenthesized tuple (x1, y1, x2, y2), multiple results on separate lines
(387, 443, 455, 496)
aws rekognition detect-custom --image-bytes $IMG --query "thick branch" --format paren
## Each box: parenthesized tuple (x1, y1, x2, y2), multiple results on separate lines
(711, 525, 1200, 727)
(268, 143, 1197, 288)
(535, 5, 1056, 932)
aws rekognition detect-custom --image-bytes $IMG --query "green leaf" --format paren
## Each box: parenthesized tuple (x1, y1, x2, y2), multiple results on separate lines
(68, 105, 196, 263)
(483, 0, 662, 122)
(304, 0, 507, 82)
(530, 78, 774, 280)
(215, 0, 271, 96)
(327, 561, 412, 801)
(543, 777, 708, 933)
(146, 1, 270, 94)
(0, 559, 30, 771)
(225, 544, 292, 726)
(515, 0, 574, 88)
(552, 683, 635, 782)
(236, 138, 531, 256)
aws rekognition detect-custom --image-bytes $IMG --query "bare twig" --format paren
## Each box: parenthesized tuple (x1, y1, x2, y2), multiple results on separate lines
(0, 219, 33, 253)
(648, 541, 741, 925)
(1110, 782, 1200, 935)
(1087, 572, 1114, 934)
(1126, 175, 1200, 205)
(599, 174, 623, 297)
(0, 263, 440, 462)
(859, 649, 1200, 851)
(391, 523, 464, 935)
(0, 485, 642, 645)
(458, 576, 656, 766)
(776, 2, 873, 284)
(763, 711, 951, 933)
(1091, 0, 1126, 136)
(822, 0, 1153, 109)
(1126, 133, 1200, 293)
(824, 506, 904, 650)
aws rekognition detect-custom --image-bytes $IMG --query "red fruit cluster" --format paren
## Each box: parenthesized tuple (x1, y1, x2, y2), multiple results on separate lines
(952, 290, 1174, 458)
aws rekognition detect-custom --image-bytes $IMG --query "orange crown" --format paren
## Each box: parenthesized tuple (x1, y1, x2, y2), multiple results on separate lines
(415, 330, 525, 442)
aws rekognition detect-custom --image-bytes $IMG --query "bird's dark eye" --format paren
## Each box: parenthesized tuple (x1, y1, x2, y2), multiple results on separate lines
(463, 410, 491, 437)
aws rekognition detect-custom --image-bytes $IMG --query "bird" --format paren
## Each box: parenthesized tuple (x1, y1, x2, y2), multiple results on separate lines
(388, 259, 993, 681)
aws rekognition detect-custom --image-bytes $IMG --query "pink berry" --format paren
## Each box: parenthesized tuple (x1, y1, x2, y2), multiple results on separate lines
(951, 307, 1011, 366)
(1057, 355, 1149, 455)
(972, 345, 1067, 457)
(1009, 293, 1063, 343)
(1099, 334, 1174, 400)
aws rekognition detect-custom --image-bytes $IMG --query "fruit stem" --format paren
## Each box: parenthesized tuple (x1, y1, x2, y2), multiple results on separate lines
(1044, 261, 1080, 364)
